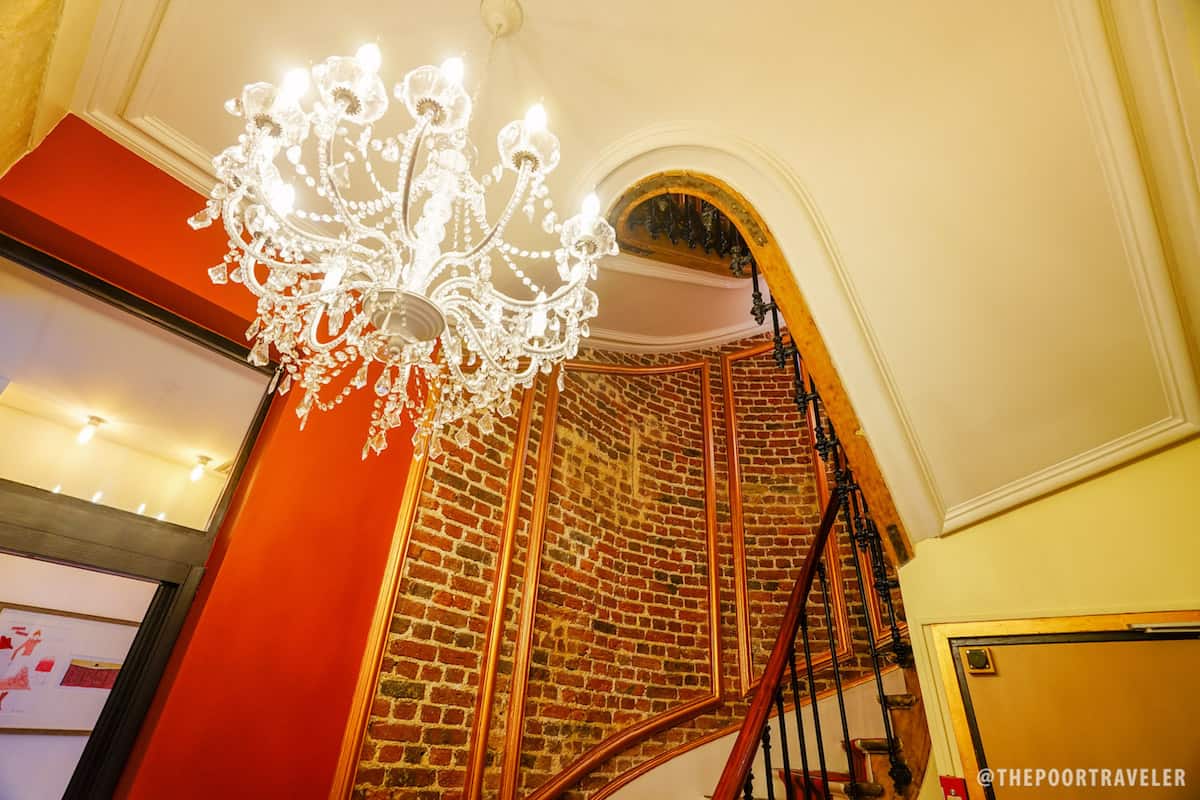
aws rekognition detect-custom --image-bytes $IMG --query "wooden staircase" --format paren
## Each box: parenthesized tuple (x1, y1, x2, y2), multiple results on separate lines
(708, 255, 929, 800)
(783, 666, 929, 800)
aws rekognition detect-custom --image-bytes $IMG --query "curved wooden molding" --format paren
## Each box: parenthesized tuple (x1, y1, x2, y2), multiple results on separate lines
(498, 369, 562, 799)
(328, 435, 430, 798)
(722, 339, 852, 696)
(499, 359, 722, 800)
(586, 667, 901, 800)
(462, 387, 539, 800)
(597, 171, 915, 565)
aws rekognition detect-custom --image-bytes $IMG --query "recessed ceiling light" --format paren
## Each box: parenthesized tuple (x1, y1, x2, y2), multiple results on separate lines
(77, 415, 104, 445)
(190, 454, 212, 482)
(91, 490, 103, 503)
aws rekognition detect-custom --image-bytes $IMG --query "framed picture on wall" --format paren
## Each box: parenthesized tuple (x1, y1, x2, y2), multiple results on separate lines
(0, 603, 139, 734)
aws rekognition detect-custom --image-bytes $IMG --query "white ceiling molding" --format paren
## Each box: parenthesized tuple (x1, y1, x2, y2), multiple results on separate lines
(62, 0, 1200, 543)
(73, 0, 213, 193)
(931, 1, 1199, 527)
(587, 319, 768, 354)
(940, 0, 1200, 531)
(1103, 0, 1200, 370)
(601, 252, 747, 290)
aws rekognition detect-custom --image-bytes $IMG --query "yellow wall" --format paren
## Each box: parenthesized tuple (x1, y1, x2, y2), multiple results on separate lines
(898, 436, 1200, 776)
(0, 0, 100, 177)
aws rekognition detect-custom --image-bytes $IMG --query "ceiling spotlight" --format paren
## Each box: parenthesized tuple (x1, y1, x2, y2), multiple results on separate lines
(52, 484, 62, 494)
(77, 415, 104, 445)
(156, 512, 167, 521)
(190, 455, 212, 482)
(136, 502, 146, 515)
(91, 490, 103, 503)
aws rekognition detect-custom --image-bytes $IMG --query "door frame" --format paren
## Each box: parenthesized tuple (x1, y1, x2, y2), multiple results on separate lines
(0, 233, 274, 797)
(930, 610, 1200, 800)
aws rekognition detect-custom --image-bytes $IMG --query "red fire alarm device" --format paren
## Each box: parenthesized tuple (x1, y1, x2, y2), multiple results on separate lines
(940, 775, 969, 798)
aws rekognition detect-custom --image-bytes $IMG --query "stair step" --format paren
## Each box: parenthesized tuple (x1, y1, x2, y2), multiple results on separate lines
(850, 737, 901, 755)
(883, 693, 918, 709)
(834, 782, 886, 798)
(786, 771, 885, 799)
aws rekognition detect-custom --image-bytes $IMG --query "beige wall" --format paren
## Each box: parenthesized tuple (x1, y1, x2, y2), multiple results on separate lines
(899, 436, 1200, 777)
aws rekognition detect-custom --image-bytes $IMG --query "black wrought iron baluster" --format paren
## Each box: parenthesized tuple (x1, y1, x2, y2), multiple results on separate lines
(774, 686, 796, 800)
(762, 725, 776, 800)
(810, 379, 830, 461)
(800, 602, 830, 799)
(822, 408, 840, 460)
(790, 349, 810, 414)
(855, 490, 912, 667)
(769, 302, 788, 369)
(817, 560, 858, 797)
(744, 772, 755, 800)
(750, 260, 770, 324)
(788, 649, 812, 798)
(840, 485, 910, 794)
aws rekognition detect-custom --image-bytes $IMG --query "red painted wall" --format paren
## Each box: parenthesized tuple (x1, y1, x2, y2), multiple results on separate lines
(0, 114, 417, 797)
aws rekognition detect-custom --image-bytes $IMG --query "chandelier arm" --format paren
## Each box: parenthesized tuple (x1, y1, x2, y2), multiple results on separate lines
(316, 132, 406, 268)
(396, 115, 433, 246)
(419, 163, 534, 289)
(301, 301, 366, 352)
(443, 304, 536, 376)
(431, 265, 587, 310)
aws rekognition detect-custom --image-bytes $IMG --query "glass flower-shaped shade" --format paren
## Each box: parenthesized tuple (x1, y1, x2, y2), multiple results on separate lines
(191, 49, 617, 459)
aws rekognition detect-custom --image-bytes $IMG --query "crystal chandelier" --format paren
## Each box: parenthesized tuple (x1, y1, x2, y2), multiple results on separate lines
(190, 45, 615, 457)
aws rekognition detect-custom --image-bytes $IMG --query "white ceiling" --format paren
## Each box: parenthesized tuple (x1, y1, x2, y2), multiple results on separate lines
(0, 255, 269, 469)
(66, 0, 1200, 541)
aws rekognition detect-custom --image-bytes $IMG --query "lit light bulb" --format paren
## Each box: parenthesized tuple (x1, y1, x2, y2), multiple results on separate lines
(279, 68, 310, 102)
(581, 192, 600, 223)
(524, 103, 547, 133)
(190, 455, 211, 482)
(355, 43, 381, 73)
(269, 182, 295, 215)
(91, 491, 103, 504)
(156, 512, 166, 521)
(136, 502, 146, 515)
(76, 416, 103, 445)
(441, 57, 464, 84)
(52, 484, 62, 494)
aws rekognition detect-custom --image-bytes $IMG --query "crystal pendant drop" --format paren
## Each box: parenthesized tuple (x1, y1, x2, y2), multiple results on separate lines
(192, 50, 616, 456)
(374, 369, 391, 397)
(248, 337, 269, 366)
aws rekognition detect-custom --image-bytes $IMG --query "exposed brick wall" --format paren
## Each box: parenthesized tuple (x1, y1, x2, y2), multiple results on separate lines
(353, 394, 529, 800)
(517, 366, 714, 792)
(352, 333, 905, 800)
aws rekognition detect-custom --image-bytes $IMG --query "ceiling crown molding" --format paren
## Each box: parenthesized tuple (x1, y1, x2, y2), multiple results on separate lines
(602, 253, 746, 290)
(587, 320, 768, 354)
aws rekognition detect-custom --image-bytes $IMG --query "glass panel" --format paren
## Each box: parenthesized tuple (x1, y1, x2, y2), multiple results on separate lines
(0, 255, 269, 530)
(0, 552, 157, 800)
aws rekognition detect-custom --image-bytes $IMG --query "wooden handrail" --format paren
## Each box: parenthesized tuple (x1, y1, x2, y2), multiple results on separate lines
(711, 487, 845, 800)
